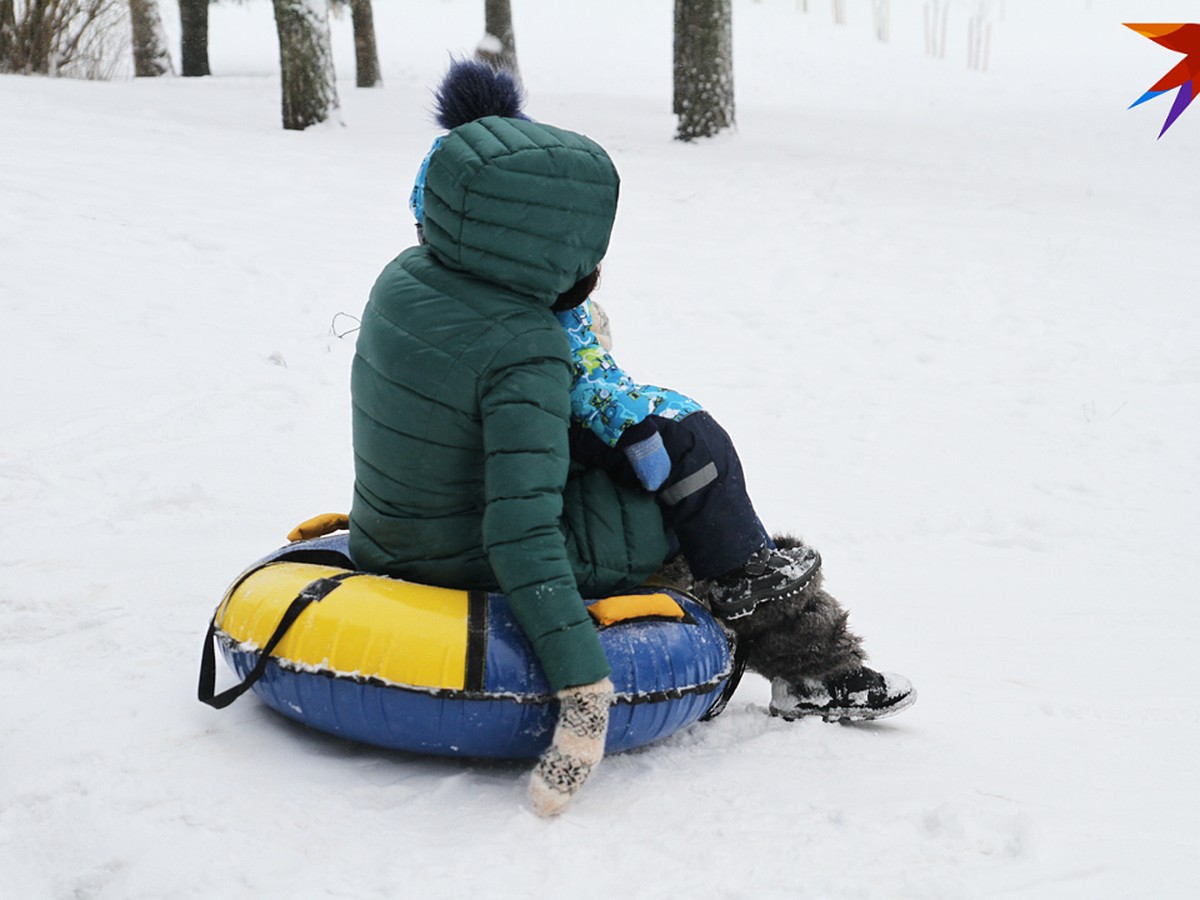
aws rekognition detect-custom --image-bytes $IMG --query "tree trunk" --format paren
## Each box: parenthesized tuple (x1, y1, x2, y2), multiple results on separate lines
(672, 3, 684, 116)
(481, 0, 519, 79)
(349, 0, 380, 87)
(131, 0, 173, 76)
(272, 0, 340, 131)
(673, 0, 735, 141)
(178, 0, 209, 76)
(0, 1, 15, 72)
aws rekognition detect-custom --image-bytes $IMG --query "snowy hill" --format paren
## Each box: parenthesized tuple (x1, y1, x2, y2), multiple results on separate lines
(2, 1, 1198, 897)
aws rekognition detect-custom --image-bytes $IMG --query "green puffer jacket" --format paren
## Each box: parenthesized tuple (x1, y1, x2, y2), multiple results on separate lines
(349, 117, 670, 692)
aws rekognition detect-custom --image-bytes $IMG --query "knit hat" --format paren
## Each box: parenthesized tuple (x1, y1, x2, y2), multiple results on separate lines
(409, 61, 528, 226)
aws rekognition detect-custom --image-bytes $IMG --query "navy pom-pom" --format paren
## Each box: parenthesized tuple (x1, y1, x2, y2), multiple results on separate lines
(434, 60, 525, 130)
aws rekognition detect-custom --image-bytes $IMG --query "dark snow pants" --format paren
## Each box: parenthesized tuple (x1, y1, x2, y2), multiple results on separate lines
(569, 411, 771, 580)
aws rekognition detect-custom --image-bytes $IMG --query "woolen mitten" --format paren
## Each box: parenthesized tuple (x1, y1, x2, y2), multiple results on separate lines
(528, 677, 614, 817)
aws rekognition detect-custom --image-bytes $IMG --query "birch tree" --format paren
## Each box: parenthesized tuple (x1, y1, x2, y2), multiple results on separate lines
(130, 0, 172, 76)
(272, 0, 339, 130)
(673, 0, 734, 141)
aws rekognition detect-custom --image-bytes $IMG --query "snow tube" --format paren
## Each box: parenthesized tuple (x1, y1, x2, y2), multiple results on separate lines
(199, 534, 737, 759)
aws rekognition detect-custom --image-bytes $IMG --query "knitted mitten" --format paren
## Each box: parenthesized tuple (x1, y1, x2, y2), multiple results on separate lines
(528, 677, 613, 817)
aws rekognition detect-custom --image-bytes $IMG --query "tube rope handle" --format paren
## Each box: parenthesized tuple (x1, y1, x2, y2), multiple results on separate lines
(197, 573, 352, 709)
(699, 631, 748, 722)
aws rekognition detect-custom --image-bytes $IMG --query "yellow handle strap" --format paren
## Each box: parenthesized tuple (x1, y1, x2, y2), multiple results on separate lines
(587, 593, 685, 627)
(287, 513, 350, 542)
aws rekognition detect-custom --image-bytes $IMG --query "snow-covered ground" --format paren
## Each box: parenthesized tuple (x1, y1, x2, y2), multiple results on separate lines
(3, 1, 1198, 897)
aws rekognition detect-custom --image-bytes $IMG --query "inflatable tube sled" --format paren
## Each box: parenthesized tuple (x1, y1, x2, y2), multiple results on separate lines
(198, 532, 740, 759)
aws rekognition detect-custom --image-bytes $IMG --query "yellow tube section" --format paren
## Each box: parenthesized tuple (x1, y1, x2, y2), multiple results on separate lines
(215, 562, 471, 691)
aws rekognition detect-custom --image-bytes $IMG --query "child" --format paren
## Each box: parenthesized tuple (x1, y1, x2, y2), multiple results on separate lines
(554, 284, 913, 723)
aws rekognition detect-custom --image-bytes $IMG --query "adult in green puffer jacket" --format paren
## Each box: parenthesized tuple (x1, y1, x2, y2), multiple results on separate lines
(349, 115, 669, 696)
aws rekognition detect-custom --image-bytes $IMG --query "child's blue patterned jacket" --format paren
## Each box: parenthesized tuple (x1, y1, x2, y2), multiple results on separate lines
(557, 301, 702, 447)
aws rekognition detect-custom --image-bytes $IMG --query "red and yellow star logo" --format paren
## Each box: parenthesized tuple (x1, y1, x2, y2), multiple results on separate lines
(1126, 23, 1200, 138)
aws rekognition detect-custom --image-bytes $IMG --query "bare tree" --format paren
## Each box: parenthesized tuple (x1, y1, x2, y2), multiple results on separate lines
(479, 0, 518, 79)
(0, 2, 12, 66)
(178, 0, 209, 75)
(349, 0, 379, 87)
(673, 0, 735, 141)
(130, 0, 172, 75)
(0, 0, 120, 75)
(272, 0, 339, 130)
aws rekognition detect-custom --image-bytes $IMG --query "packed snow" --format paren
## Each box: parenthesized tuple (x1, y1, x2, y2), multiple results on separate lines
(2, 1, 1198, 897)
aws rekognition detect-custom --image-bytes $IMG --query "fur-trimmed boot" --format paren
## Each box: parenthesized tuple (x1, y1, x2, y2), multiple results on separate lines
(712, 536, 916, 722)
(768, 666, 916, 722)
(706, 541, 823, 620)
(528, 677, 613, 817)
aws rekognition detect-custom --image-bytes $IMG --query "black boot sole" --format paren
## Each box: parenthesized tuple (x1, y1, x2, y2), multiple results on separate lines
(770, 687, 917, 723)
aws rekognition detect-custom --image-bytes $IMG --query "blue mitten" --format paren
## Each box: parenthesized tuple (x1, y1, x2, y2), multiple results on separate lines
(623, 431, 671, 492)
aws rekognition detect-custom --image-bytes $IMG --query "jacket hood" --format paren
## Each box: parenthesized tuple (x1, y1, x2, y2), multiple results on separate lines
(420, 116, 620, 303)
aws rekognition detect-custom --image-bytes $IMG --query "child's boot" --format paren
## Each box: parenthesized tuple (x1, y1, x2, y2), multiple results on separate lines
(716, 536, 916, 723)
(769, 668, 916, 722)
(706, 541, 822, 620)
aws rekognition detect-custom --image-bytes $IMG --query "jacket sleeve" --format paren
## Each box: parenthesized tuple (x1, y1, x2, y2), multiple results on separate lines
(557, 302, 660, 447)
(478, 328, 611, 692)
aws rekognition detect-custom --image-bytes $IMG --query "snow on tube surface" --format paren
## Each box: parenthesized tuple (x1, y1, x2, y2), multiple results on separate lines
(200, 534, 736, 759)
